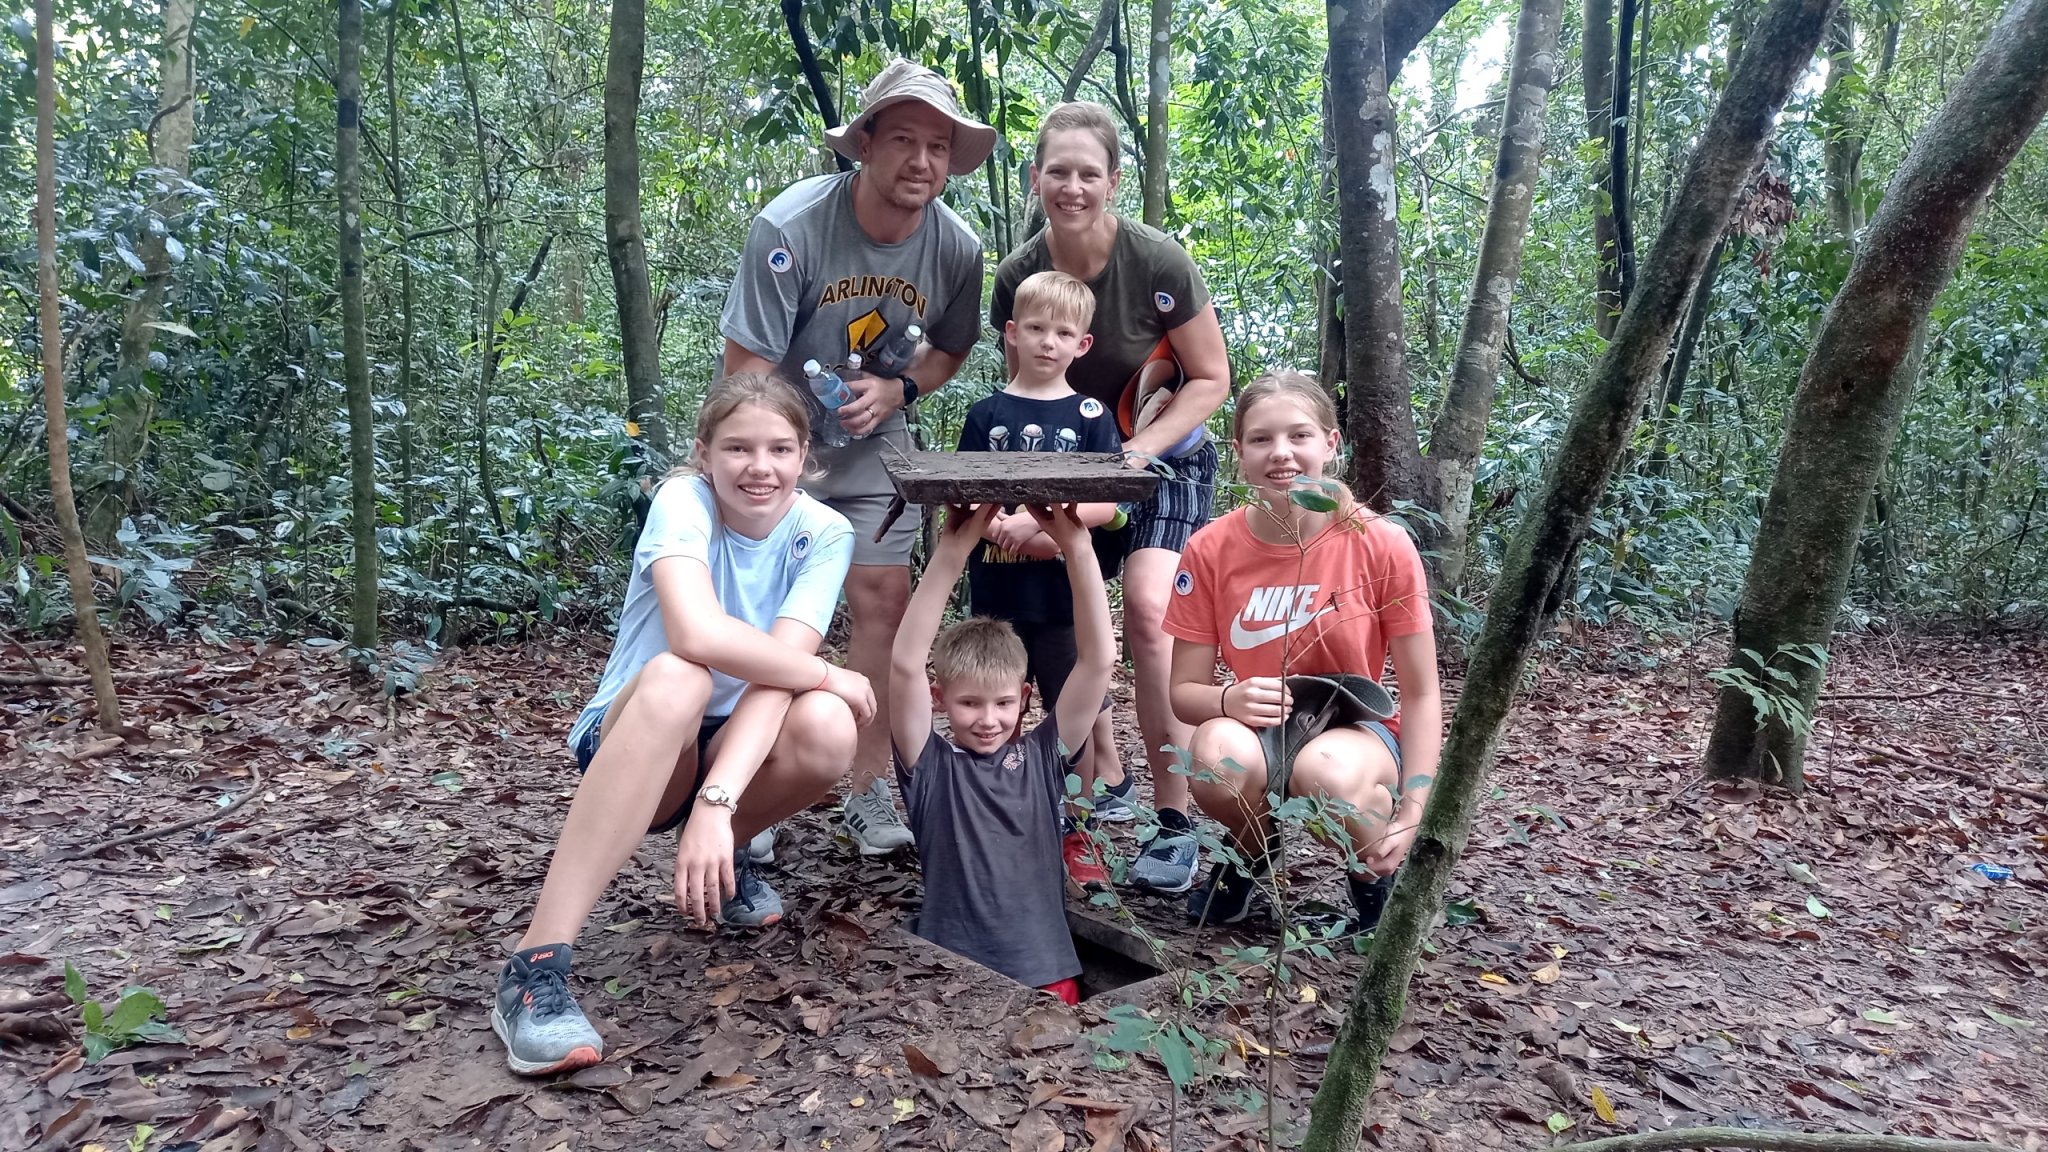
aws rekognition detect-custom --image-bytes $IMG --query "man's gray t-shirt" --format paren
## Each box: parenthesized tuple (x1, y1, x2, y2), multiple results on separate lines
(895, 721, 1080, 988)
(721, 172, 985, 502)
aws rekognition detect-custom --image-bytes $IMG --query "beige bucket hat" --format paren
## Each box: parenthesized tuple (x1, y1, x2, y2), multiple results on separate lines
(824, 58, 999, 177)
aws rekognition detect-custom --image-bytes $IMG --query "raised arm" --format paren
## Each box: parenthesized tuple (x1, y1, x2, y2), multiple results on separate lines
(1033, 504, 1115, 757)
(888, 504, 996, 765)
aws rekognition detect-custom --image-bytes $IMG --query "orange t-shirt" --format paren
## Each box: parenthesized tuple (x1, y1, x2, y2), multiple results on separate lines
(1161, 507, 1429, 737)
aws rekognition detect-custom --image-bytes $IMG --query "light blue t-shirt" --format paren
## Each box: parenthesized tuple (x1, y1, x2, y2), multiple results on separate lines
(568, 475, 853, 750)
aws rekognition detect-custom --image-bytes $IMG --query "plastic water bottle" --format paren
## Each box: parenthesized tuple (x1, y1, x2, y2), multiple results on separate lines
(801, 359, 851, 448)
(868, 324, 923, 378)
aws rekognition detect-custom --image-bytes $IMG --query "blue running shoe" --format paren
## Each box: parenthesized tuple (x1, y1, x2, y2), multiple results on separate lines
(720, 848, 784, 928)
(491, 944, 604, 1076)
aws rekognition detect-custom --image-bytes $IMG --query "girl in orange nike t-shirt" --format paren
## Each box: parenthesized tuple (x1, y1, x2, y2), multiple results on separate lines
(1160, 370, 1442, 930)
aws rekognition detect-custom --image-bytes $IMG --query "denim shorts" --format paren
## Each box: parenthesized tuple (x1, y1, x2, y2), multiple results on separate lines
(574, 706, 730, 834)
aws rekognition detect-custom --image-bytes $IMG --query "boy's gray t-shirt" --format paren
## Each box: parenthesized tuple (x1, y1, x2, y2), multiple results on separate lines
(895, 721, 1080, 988)
(721, 172, 985, 500)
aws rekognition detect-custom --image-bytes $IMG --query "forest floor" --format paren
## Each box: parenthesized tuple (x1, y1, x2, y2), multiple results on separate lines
(2, 625, 2044, 1152)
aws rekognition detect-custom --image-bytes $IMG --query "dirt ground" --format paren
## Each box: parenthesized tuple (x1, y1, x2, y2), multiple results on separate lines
(2, 627, 2044, 1152)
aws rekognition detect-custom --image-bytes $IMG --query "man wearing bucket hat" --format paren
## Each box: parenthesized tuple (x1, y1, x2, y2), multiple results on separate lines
(721, 59, 997, 858)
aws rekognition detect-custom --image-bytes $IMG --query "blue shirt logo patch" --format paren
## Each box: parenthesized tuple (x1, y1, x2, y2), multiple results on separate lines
(768, 247, 793, 274)
(791, 530, 813, 561)
(1078, 397, 1105, 419)
(1174, 570, 1194, 596)
(1154, 291, 1176, 313)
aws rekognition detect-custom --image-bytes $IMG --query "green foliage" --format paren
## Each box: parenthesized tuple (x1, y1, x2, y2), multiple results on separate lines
(64, 961, 184, 1064)
(2, 0, 2044, 651)
(1706, 642, 1831, 741)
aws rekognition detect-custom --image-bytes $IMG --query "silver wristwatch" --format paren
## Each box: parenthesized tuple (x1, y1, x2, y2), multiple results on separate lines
(697, 784, 738, 814)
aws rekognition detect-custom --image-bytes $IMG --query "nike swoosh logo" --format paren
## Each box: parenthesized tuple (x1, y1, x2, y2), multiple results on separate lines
(1229, 605, 1335, 650)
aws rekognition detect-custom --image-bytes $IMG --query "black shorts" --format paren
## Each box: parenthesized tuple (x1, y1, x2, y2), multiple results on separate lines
(1011, 620, 1113, 718)
(573, 708, 729, 834)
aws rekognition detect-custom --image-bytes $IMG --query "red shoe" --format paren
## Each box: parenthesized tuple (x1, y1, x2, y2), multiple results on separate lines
(1064, 830, 1110, 891)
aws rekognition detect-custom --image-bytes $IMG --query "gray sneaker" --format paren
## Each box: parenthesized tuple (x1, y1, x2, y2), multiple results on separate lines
(720, 849, 784, 928)
(1093, 775, 1137, 823)
(746, 825, 776, 865)
(1131, 824, 1200, 893)
(491, 944, 604, 1076)
(842, 778, 915, 856)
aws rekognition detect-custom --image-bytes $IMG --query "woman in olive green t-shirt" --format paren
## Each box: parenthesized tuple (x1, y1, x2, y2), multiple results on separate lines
(988, 100, 1231, 895)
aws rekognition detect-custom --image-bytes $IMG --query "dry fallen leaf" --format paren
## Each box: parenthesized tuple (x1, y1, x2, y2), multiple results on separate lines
(1590, 1083, 1618, 1124)
(799, 1087, 824, 1114)
(1009, 1108, 1065, 1152)
(1532, 961, 1562, 984)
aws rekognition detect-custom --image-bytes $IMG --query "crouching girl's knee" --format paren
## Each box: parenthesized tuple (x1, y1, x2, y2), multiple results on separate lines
(786, 690, 857, 782)
(637, 653, 714, 707)
(1188, 718, 1265, 787)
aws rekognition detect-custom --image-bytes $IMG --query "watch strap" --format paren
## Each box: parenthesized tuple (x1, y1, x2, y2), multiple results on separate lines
(900, 374, 920, 410)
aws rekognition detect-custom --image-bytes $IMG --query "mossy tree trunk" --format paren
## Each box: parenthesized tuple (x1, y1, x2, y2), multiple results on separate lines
(1427, 0, 1564, 590)
(1581, 0, 1623, 339)
(1301, 0, 1841, 1144)
(1328, 0, 1429, 514)
(337, 0, 378, 668)
(1702, 0, 2048, 791)
(604, 0, 670, 456)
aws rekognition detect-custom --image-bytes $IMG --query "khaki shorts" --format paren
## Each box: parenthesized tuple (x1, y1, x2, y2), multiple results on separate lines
(807, 415, 922, 566)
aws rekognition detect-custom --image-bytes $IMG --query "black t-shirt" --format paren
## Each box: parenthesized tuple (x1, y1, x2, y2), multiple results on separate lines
(955, 390, 1123, 623)
(895, 721, 1081, 987)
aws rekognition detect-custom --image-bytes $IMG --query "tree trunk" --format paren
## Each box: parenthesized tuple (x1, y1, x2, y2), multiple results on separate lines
(384, 0, 418, 527)
(1063, 0, 1120, 101)
(1609, 0, 1640, 302)
(1582, 0, 1623, 338)
(90, 0, 198, 545)
(1328, 0, 1429, 513)
(1142, 0, 1172, 226)
(1819, 11, 1861, 239)
(36, 0, 120, 729)
(1645, 237, 1723, 477)
(1702, 0, 2048, 790)
(337, 0, 378, 667)
(1427, 0, 1564, 590)
(1302, 0, 1838, 1144)
(605, 0, 670, 455)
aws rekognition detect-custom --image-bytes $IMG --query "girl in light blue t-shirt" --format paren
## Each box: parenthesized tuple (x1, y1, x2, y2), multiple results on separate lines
(489, 373, 871, 1077)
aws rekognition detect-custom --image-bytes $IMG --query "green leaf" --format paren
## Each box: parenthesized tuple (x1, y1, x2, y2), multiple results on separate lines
(82, 1001, 104, 1032)
(1862, 1007, 1901, 1025)
(64, 962, 87, 1005)
(1288, 488, 1338, 513)
(83, 1032, 114, 1064)
(143, 320, 197, 338)
(1154, 1030, 1197, 1088)
(1443, 900, 1482, 926)
(429, 770, 464, 791)
(200, 472, 235, 492)
(104, 987, 166, 1036)
(1546, 1112, 1574, 1133)
(1985, 1008, 2035, 1030)
(1806, 895, 1831, 919)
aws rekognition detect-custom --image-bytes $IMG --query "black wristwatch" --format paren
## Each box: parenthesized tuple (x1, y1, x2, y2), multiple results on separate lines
(899, 374, 920, 410)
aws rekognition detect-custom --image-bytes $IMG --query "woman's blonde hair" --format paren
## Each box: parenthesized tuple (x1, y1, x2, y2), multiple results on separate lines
(1034, 101, 1122, 173)
(674, 371, 824, 482)
(1233, 370, 1358, 518)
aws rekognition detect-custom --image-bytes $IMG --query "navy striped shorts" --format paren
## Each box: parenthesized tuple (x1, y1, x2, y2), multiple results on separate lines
(1129, 438, 1219, 554)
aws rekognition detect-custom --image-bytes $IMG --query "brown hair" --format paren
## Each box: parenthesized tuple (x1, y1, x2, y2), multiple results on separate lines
(677, 371, 823, 481)
(1034, 101, 1121, 172)
(1011, 270, 1096, 332)
(1232, 370, 1358, 518)
(931, 616, 1029, 691)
